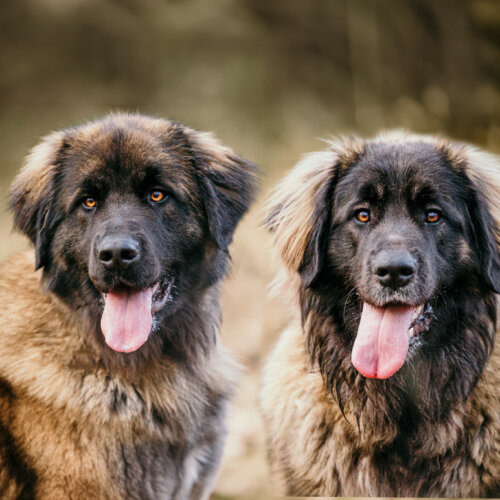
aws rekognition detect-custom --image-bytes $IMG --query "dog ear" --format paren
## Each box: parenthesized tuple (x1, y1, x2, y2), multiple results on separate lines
(461, 147, 500, 293)
(297, 172, 337, 288)
(471, 196, 500, 293)
(10, 131, 68, 270)
(266, 145, 349, 288)
(189, 131, 258, 250)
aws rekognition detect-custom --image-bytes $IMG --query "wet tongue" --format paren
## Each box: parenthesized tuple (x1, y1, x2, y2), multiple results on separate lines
(101, 287, 154, 353)
(352, 302, 413, 379)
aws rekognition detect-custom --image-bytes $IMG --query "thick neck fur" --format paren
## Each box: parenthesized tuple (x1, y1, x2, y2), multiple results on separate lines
(299, 278, 497, 450)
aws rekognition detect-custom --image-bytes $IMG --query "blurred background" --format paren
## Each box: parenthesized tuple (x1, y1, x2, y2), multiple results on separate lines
(1, 0, 499, 497)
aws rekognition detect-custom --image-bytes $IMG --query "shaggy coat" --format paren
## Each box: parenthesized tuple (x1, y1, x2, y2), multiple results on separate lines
(261, 131, 500, 497)
(0, 113, 257, 500)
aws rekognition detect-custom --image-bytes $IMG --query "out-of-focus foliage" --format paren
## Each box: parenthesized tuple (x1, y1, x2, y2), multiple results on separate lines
(1, 0, 499, 181)
(0, 1, 499, 497)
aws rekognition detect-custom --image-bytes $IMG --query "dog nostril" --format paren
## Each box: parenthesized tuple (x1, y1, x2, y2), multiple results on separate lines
(99, 250, 113, 263)
(375, 266, 389, 278)
(120, 248, 138, 262)
(400, 265, 415, 277)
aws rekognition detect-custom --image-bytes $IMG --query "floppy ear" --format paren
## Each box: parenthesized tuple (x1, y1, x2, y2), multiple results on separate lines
(462, 147, 500, 293)
(297, 175, 338, 288)
(9, 131, 68, 270)
(266, 145, 347, 288)
(189, 132, 258, 250)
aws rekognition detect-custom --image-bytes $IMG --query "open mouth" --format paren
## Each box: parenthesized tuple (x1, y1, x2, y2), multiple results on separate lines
(151, 276, 174, 313)
(351, 301, 435, 380)
(408, 302, 434, 338)
(100, 276, 173, 353)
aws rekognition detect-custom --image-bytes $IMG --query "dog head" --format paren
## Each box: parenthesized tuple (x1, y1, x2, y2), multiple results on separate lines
(268, 131, 499, 382)
(11, 113, 257, 358)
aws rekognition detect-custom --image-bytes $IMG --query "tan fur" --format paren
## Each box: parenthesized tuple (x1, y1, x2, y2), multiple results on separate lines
(261, 131, 500, 497)
(10, 131, 66, 212)
(261, 323, 500, 497)
(267, 136, 365, 275)
(463, 147, 500, 248)
(0, 252, 239, 499)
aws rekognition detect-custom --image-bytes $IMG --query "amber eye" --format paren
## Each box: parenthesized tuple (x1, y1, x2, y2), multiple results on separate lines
(150, 190, 165, 203)
(425, 210, 440, 223)
(83, 197, 96, 209)
(355, 209, 370, 223)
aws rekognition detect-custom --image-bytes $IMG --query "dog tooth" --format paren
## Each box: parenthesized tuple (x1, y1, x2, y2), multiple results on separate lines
(408, 327, 414, 338)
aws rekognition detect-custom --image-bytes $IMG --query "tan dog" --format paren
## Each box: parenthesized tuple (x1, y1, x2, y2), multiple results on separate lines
(261, 132, 500, 497)
(0, 113, 257, 499)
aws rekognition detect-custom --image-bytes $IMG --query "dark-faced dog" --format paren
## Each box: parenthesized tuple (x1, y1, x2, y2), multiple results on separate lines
(0, 113, 256, 499)
(260, 131, 500, 497)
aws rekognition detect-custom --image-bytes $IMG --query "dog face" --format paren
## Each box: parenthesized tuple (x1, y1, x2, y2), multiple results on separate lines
(268, 132, 499, 384)
(330, 142, 463, 307)
(10, 114, 257, 360)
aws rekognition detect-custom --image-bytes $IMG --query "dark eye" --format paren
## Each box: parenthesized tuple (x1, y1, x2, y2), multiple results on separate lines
(83, 197, 97, 209)
(355, 209, 370, 223)
(150, 190, 166, 203)
(425, 210, 441, 223)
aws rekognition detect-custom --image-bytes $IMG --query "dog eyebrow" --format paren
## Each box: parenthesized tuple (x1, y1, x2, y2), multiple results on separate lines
(67, 177, 110, 210)
(409, 182, 440, 203)
(131, 164, 188, 201)
(357, 182, 384, 203)
(334, 177, 382, 211)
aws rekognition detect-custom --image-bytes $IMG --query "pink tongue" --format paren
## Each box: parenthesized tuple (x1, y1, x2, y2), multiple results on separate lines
(101, 288, 154, 353)
(351, 303, 413, 379)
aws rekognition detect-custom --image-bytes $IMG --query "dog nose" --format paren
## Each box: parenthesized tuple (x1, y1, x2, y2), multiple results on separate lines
(373, 250, 416, 289)
(98, 237, 140, 270)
